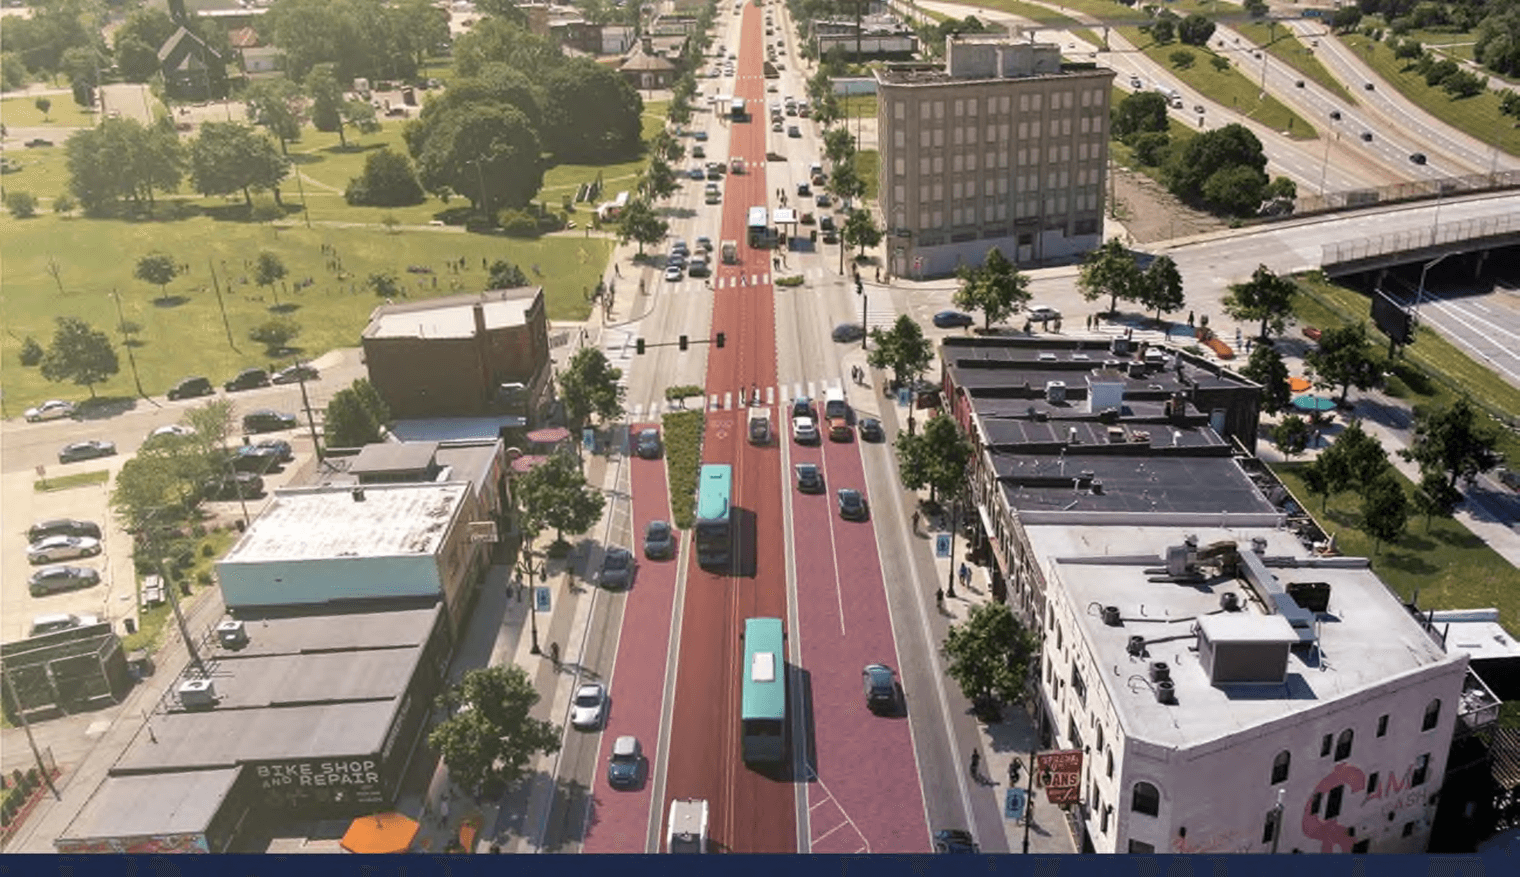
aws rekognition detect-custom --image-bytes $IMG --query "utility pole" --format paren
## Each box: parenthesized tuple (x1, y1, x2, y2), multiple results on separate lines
(1, 667, 61, 800)
(1020, 751, 1036, 853)
(208, 260, 238, 351)
(109, 289, 148, 399)
(294, 359, 324, 464)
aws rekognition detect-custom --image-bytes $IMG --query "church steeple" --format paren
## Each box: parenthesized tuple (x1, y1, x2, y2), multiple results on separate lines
(169, 0, 188, 25)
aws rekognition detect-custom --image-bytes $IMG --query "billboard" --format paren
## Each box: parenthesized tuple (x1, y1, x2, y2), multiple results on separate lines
(1371, 289, 1416, 345)
(1036, 749, 1084, 805)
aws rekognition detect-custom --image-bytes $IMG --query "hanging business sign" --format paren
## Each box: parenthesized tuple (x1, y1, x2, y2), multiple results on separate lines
(1037, 750, 1083, 805)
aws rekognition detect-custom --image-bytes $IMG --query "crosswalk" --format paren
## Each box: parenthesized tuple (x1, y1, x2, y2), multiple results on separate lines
(627, 377, 847, 419)
(657, 266, 864, 296)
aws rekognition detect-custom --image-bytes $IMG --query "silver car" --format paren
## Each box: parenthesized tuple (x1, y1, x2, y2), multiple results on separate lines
(28, 535, 102, 564)
(571, 682, 607, 730)
(25, 400, 75, 422)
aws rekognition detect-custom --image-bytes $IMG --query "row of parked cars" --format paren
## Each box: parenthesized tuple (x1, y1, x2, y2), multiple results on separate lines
(25, 518, 104, 597)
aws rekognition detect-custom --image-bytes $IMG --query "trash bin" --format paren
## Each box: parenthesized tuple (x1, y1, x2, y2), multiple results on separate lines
(123, 617, 137, 635)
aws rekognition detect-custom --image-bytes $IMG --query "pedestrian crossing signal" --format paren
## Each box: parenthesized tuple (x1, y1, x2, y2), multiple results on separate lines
(679, 334, 689, 351)
(716, 332, 726, 348)
(636, 338, 646, 355)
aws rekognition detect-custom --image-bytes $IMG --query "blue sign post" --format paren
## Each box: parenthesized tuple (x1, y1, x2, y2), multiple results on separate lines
(935, 534, 952, 558)
(1005, 788, 1028, 822)
(535, 586, 551, 613)
(582, 427, 596, 451)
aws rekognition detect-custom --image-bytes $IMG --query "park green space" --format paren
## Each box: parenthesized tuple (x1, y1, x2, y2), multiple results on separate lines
(840, 92, 878, 119)
(35, 469, 110, 492)
(1106, 85, 1199, 186)
(856, 149, 880, 200)
(1233, 21, 1357, 106)
(1122, 26, 1317, 139)
(1, 95, 99, 129)
(1342, 33, 1520, 157)
(969, 0, 1082, 28)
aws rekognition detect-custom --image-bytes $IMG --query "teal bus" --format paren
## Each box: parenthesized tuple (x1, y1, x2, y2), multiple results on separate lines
(694, 464, 733, 570)
(741, 617, 787, 765)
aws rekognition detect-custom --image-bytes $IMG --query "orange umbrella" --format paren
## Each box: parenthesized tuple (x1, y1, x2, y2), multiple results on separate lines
(1288, 377, 1312, 392)
(341, 812, 419, 854)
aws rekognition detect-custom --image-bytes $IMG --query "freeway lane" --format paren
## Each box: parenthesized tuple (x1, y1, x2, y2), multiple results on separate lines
(580, 427, 682, 853)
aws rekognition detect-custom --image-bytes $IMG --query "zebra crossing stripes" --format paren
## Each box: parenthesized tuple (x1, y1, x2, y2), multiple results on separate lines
(625, 377, 846, 418)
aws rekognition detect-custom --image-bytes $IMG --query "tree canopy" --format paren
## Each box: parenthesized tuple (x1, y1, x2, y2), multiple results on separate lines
(135, 252, 182, 300)
(408, 103, 543, 212)
(1222, 264, 1297, 340)
(1240, 343, 1291, 414)
(266, 0, 430, 82)
(190, 122, 290, 207)
(66, 117, 184, 213)
(540, 58, 643, 162)
(1164, 123, 1271, 215)
(1361, 472, 1410, 554)
(616, 198, 668, 255)
(895, 413, 973, 503)
(1112, 92, 1169, 144)
(867, 315, 934, 389)
(429, 665, 560, 796)
(558, 347, 626, 431)
(40, 317, 119, 398)
(514, 451, 606, 544)
(345, 147, 426, 206)
(1400, 396, 1503, 489)
(244, 77, 304, 153)
(941, 602, 1040, 716)
(952, 247, 1030, 331)
(1076, 237, 1143, 315)
(325, 379, 390, 448)
(1306, 322, 1380, 405)
(1137, 254, 1185, 321)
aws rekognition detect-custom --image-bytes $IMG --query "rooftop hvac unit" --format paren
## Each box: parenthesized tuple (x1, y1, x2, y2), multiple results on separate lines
(1155, 679, 1176, 704)
(217, 619, 248, 649)
(1197, 614, 1296, 685)
(1045, 381, 1066, 403)
(1101, 605, 1121, 626)
(177, 678, 218, 709)
(1111, 336, 1130, 355)
(1128, 361, 1147, 378)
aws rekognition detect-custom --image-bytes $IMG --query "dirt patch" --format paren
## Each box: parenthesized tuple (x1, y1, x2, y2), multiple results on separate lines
(1109, 166, 1229, 244)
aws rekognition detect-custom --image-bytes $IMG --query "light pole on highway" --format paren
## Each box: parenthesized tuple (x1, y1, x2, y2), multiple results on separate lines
(1318, 112, 1339, 197)
(1414, 251, 1450, 317)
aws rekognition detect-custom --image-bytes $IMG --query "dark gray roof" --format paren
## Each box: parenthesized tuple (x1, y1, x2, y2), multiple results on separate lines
(350, 441, 439, 475)
(992, 453, 1277, 516)
(218, 605, 439, 657)
(115, 700, 398, 772)
(58, 768, 241, 844)
(202, 648, 420, 709)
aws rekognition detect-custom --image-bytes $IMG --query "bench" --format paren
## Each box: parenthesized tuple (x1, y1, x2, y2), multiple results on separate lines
(140, 575, 165, 609)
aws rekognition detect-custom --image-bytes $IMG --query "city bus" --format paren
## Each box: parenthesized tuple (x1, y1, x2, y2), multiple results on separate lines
(694, 464, 732, 570)
(747, 206, 773, 248)
(741, 617, 786, 765)
(730, 97, 746, 121)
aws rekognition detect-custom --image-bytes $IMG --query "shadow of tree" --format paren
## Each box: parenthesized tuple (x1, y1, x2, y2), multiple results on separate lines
(268, 302, 301, 315)
(152, 295, 190, 308)
(75, 396, 139, 419)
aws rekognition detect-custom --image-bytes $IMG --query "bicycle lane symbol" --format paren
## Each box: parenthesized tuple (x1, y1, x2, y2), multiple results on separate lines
(713, 417, 733, 441)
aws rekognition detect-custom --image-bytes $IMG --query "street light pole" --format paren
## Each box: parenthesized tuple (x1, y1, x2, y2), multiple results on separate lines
(946, 496, 958, 599)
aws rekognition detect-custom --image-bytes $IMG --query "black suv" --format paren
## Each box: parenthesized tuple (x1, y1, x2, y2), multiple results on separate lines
(28, 518, 102, 543)
(225, 368, 270, 392)
(167, 376, 214, 401)
(243, 410, 297, 433)
(203, 472, 265, 500)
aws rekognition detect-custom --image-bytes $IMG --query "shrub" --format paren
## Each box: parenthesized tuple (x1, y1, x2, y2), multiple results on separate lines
(19, 336, 43, 366)
(775, 274, 805, 286)
(53, 192, 75, 214)
(5, 190, 36, 218)
(664, 383, 704, 401)
(497, 209, 540, 237)
(197, 570, 213, 586)
(249, 317, 300, 354)
(200, 542, 215, 557)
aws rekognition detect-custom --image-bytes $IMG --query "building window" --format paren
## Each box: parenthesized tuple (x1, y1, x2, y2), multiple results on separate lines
(1320, 734, 1333, 757)
(894, 157, 905, 177)
(1071, 666, 1086, 706)
(1131, 782, 1159, 816)
(1402, 821, 1415, 838)
(1271, 751, 1291, 785)
(1069, 716, 1083, 750)
(1095, 722, 1104, 753)
(1422, 699, 1441, 731)
(1262, 810, 1278, 844)
(1106, 751, 1114, 778)
(1335, 729, 1354, 761)
(1129, 839, 1155, 853)
(1412, 753, 1430, 787)
(1325, 785, 1345, 819)
(895, 100, 905, 120)
(1351, 839, 1370, 854)
(895, 130, 905, 149)
(1101, 805, 1111, 834)
(1377, 714, 1389, 737)
(1367, 771, 1379, 794)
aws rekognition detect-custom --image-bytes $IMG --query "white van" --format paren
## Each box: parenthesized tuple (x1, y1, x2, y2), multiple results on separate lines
(823, 387, 849, 440)
(30, 612, 100, 637)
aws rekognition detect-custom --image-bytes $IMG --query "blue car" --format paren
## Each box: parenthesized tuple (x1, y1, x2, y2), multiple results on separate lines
(933, 310, 975, 329)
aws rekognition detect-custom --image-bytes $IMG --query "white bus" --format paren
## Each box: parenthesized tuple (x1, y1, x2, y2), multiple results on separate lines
(730, 97, 746, 120)
(747, 206, 772, 248)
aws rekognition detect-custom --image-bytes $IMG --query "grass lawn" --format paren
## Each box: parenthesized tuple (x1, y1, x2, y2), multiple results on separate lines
(1342, 33, 1520, 157)
(856, 149, 879, 200)
(970, 0, 1081, 28)
(841, 93, 878, 119)
(1, 95, 99, 128)
(1234, 21, 1358, 107)
(1290, 274, 1520, 464)
(662, 409, 705, 529)
(35, 469, 111, 492)
(0, 140, 72, 208)
(121, 528, 238, 653)
(1123, 27, 1317, 139)
(1273, 463, 1520, 632)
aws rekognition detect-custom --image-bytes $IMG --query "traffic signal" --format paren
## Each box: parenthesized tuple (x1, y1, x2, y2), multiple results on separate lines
(636, 338, 646, 355)
(855, 276, 864, 296)
(679, 334, 689, 351)
(715, 332, 726, 349)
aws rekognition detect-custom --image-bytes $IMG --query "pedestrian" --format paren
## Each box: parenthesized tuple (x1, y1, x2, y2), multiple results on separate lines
(615, 263, 621, 277)
(935, 587, 944, 610)
(1187, 311, 1195, 327)
(1009, 759, 1022, 785)
(875, 267, 880, 282)
(969, 750, 981, 780)
(549, 642, 561, 666)
(913, 510, 921, 532)
(959, 562, 969, 586)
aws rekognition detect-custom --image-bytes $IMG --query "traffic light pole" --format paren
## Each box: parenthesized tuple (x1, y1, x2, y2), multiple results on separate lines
(635, 332, 726, 355)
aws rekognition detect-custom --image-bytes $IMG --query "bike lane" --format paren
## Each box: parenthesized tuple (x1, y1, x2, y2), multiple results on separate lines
(581, 425, 679, 852)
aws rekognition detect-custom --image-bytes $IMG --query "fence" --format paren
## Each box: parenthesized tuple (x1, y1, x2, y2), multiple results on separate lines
(1320, 212, 1520, 267)
(1296, 170, 1520, 217)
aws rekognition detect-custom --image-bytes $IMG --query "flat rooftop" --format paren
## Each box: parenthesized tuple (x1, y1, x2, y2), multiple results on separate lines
(221, 483, 467, 563)
(350, 441, 439, 475)
(58, 768, 241, 844)
(990, 453, 1278, 518)
(1032, 525, 1459, 750)
(116, 700, 398, 773)
(363, 288, 539, 341)
(213, 605, 440, 657)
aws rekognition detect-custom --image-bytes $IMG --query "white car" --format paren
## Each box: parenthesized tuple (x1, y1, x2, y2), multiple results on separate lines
(1028, 305, 1061, 323)
(571, 682, 607, 730)
(27, 535, 102, 564)
(792, 416, 819, 444)
(25, 400, 75, 422)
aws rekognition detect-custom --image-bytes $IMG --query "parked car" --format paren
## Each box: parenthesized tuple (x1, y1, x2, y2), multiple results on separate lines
(858, 418, 884, 442)
(607, 735, 644, 789)
(30, 612, 101, 637)
(832, 323, 864, 343)
(771, 120, 783, 132)
(24, 399, 75, 422)
(692, 145, 706, 159)
(224, 367, 270, 392)
(271, 364, 319, 385)
(600, 547, 634, 588)
(145, 424, 196, 447)
(1027, 305, 1061, 323)
(230, 444, 281, 473)
(688, 166, 706, 179)
(571, 682, 607, 729)
(796, 182, 811, 197)
(644, 520, 675, 559)
(934, 829, 979, 854)
(58, 440, 116, 463)
(254, 438, 294, 462)
(795, 463, 824, 493)
(167, 376, 214, 400)
(1410, 152, 1427, 165)
(243, 410, 297, 433)
(862, 664, 897, 713)
(933, 310, 975, 329)
(24, 138, 53, 147)
(695, 236, 712, 252)
(28, 519, 101, 543)
(814, 193, 831, 208)
(686, 257, 710, 278)
(28, 565, 101, 596)
(787, 125, 801, 138)
(837, 489, 868, 521)
(203, 472, 264, 500)
(818, 215, 835, 232)
(1361, 131, 1374, 142)
(28, 535, 102, 564)
(792, 416, 819, 444)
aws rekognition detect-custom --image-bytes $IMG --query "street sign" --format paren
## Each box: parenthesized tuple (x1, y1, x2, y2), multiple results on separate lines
(935, 534, 951, 558)
(897, 387, 911, 407)
(1037, 750, 1084, 805)
(582, 427, 596, 450)
(535, 586, 551, 613)
(1005, 788, 1028, 821)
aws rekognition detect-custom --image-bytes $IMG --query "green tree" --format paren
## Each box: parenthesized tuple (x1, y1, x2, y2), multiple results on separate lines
(451, 16, 563, 79)
(429, 665, 560, 796)
(515, 451, 606, 544)
(941, 602, 1040, 717)
(1304, 420, 1390, 510)
(1177, 14, 1216, 46)
(1222, 264, 1297, 341)
(1272, 413, 1311, 460)
(1165, 123, 1269, 214)
(829, 161, 866, 203)
(344, 147, 426, 206)
(1150, 17, 1176, 45)
(253, 251, 288, 308)
(19, 336, 45, 368)
(1306, 322, 1379, 406)
(409, 103, 543, 212)
(540, 57, 643, 162)
(113, 8, 177, 82)
(34, 96, 51, 120)
(952, 247, 1030, 332)
(1169, 49, 1196, 69)
(342, 98, 381, 141)
(135, 252, 182, 301)
(306, 63, 350, 145)
(823, 126, 856, 166)
(6, 191, 37, 218)
(112, 447, 208, 531)
(1240, 343, 1291, 414)
(867, 315, 934, 389)
(1330, 6, 1363, 33)
(184, 398, 238, 457)
(1077, 237, 1143, 315)
(1112, 92, 1169, 144)
(1210, 55, 1230, 72)
(1244, 0, 1269, 17)
(1400, 396, 1503, 490)
(642, 155, 678, 201)
(1137, 254, 1184, 322)
(40, 317, 119, 398)
(487, 260, 530, 289)
(244, 77, 304, 154)
(190, 122, 290, 207)
(558, 347, 626, 433)
(895, 413, 973, 503)
(616, 198, 669, 256)
(66, 117, 185, 212)
(1412, 469, 1463, 533)
(842, 207, 881, 256)
(325, 379, 389, 447)
(1130, 131, 1171, 166)
(368, 271, 401, 298)
(1361, 472, 1410, 554)
(249, 318, 301, 355)
(2, 52, 27, 91)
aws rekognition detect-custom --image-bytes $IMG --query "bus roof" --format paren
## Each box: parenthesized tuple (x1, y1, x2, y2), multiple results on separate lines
(695, 464, 732, 523)
(747, 206, 767, 228)
(741, 618, 786, 720)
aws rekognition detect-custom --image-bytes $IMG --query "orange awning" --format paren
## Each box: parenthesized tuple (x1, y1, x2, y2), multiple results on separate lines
(341, 812, 419, 854)
(1288, 377, 1312, 392)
